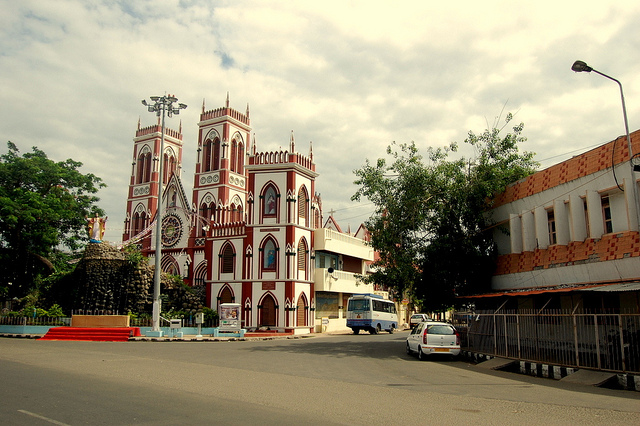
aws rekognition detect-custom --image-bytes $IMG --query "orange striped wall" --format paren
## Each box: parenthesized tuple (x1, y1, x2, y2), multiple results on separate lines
(493, 130, 640, 208)
(494, 231, 640, 275)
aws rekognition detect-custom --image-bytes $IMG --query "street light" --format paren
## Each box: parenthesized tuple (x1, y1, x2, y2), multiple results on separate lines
(571, 60, 640, 230)
(141, 94, 187, 336)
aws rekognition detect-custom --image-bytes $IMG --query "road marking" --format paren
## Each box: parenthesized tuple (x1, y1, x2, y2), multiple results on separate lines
(18, 410, 70, 425)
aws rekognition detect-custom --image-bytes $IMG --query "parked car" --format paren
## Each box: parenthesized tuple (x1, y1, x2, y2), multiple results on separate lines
(409, 313, 432, 328)
(406, 321, 461, 360)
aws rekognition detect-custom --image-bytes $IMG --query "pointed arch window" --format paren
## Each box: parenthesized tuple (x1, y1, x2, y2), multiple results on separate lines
(203, 134, 221, 172)
(262, 238, 277, 271)
(297, 238, 307, 275)
(230, 199, 243, 222)
(298, 186, 308, 222)
(199, 199, 215, 236)
(133, 211, 147, 236)
(221, 243, 235, 274)
(212, 139, 221, 171)
(236, 141, 245, 173)
(202, 139, 212, 172)
(162, 151, 177, 184)
(136, 148, 152, 184)
(193, 262, 207, 289)
(263, 185, 277, 217)
(230, 140, 238, 173)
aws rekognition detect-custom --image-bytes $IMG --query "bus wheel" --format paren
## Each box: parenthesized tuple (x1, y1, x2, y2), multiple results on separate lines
(353, 328, 360, 335)
(389, 325, 395, 334)
(370, 326, 378, 335)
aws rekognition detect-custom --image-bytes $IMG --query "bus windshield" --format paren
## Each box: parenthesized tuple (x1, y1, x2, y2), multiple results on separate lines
(348, 299, 369, 311)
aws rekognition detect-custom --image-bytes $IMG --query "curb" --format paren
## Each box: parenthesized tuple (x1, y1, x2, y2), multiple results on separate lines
(461, 350, 639, 392)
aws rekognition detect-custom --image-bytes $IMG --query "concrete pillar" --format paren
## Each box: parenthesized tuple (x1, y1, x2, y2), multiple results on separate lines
(569, 194, 587, 242)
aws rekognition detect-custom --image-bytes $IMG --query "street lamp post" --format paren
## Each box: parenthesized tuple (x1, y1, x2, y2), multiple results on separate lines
(572, 60, 640, 230)
(141, 95, 187, 336)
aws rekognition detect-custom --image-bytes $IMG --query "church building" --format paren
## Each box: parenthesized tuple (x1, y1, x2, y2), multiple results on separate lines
(122, 96, 375, 334)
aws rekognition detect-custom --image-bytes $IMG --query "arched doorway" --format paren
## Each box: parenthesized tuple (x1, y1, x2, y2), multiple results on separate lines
(260, 294, 277, 327)
(296, 294, 307, 326)
(218, 286, 233, 311)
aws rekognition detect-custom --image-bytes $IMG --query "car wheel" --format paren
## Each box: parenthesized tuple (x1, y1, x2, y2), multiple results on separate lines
(418, 346, 426, 361)
(406, 342, 412, 355)
(353, 328, 360, 335)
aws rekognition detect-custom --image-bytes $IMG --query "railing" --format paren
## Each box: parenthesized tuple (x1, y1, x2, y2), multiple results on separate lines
(0, 316, 71, 326)
(129, 317, 219, 328)
(0, 314, 219, 329)
(452, 310, 640, 374)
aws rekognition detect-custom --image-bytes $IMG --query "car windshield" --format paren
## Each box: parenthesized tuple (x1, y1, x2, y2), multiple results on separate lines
(427, 325, 454, 335)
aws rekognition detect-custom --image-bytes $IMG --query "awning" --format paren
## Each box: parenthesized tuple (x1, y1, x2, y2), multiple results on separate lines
(460, 281, 640, 299)
(582, 282, 640, 292)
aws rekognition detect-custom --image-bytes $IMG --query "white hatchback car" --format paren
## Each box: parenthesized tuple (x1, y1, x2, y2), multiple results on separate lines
(406, 321, 461, 359)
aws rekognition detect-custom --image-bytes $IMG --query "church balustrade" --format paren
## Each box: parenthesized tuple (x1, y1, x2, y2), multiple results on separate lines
(210, 222, 246, 238)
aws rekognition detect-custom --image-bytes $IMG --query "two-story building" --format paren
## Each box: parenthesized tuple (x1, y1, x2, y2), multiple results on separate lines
(476, 129, 640, 312)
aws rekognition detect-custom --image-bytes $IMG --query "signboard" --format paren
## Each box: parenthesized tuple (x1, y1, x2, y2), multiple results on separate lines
(262, 282, 276, 291)
(219, 303, 241, 331)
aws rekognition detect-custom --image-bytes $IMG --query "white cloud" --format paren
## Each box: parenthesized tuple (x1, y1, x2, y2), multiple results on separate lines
(1, 0, 639, 242)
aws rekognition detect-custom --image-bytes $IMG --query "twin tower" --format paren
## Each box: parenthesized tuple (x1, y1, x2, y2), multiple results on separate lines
(123, 96, 323, 331)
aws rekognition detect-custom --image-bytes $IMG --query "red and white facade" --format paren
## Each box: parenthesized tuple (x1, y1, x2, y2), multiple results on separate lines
(123, 97, 373, 333)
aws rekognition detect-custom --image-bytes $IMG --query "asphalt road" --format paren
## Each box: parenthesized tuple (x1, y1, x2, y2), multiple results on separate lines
(0, 331, 638, 425)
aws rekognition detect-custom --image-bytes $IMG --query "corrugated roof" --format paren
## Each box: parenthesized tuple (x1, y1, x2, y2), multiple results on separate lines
(583, 282, 640, 292)
(460, 281, 640, 299)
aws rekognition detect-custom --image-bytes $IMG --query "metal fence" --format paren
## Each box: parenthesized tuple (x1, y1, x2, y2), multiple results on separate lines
(452, 310, 640, 374)
(0, 316, 71, 326)
(0, 313, 219, 329)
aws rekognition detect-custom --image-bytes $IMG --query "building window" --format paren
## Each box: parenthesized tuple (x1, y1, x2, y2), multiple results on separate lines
(547, 210, 556, 245)
(602, 196, 613, 234)
(199, 200, 214, 236)
(297, 238, 307, 273)
(315, 251, 338, 270)
(298, 187, 307, 219)
(221, 243, 235, 274)
(262, 238, 277, 271)
(263, 185, 277, 216)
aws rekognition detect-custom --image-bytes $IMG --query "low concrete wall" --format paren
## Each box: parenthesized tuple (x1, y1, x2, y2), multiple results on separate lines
(71, 315, 130, 327)
(0, 325, 53, 335)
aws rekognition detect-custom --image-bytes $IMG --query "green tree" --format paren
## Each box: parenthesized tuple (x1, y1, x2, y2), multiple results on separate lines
(0, 142, 105, 300)
(352, 113, 537, 311)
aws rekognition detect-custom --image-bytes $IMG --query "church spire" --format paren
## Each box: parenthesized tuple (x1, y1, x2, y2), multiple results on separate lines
(137, 116, 141, 131)
(246, 103, 250, 118)
(309, 140, 313, 161)
(202, 98, 206, 113)
(225, 92, 230, 108)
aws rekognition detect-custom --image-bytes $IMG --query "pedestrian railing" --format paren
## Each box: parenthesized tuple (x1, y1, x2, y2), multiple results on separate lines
(452, 310, 640, 374)
(0, 316, 71, 326)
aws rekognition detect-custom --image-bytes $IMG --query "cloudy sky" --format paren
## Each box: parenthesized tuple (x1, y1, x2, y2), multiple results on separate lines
(1, 0, 639, 243)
